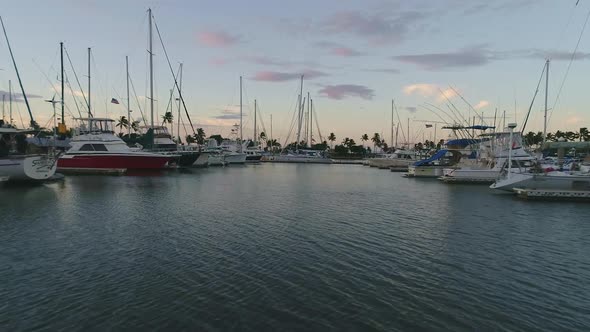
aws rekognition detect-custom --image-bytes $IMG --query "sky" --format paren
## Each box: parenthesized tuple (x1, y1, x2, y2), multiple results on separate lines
(0, 0, 589, 146)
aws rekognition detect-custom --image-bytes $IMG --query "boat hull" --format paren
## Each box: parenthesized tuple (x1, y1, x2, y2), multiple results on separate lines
(440, 168, 499, 183)
(224, 153, 247, 164)
(207, 154, 226, 166)
(192, 152, 210, 167)
(265, 155, 333, 164)
(407, 165, 457, 178)
(245, 155, 263, 162)
(491, 172, 590, 192)
(0, 154, 57, 181)
(57, 154, 170, 173)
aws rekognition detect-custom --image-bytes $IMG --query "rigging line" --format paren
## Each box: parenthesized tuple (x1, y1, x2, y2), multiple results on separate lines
(31, 57, 76, 120)
(64, 72, 83, 118)
(439, 89, 470, 129)
(152, 16, 196, 135)
(549, 4, 590, 123)
(312, 101, 323, 143)
(128, 74, 147, 126)
(63, 46, 89, 113)
(520, 62, 547, 134)
(419, 104, 451, 125)
(392, 99, 407, 145)
(448, 86, 484, 124)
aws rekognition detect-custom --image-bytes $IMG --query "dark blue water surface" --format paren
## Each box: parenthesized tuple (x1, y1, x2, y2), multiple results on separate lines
(1, 164, 589, 331)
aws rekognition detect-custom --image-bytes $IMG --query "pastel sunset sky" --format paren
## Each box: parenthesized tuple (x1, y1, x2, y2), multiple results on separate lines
(0, 0, 589, 145)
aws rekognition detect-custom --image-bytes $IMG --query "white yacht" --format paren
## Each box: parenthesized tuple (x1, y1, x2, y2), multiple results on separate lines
(366, 149, 416, 170)
(441, 131, 535, 183)
(268, 149, 333, 164)
(0, 126, 58, 182)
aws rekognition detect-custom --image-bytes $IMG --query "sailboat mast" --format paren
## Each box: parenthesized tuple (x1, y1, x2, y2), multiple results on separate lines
(296, 75, 303, 151)
(307, 92, 310, 147)
(239, 75, 243, 152)
(542, 59, 549, 147)
(0, 16, 34, 126)
(254, 99, 257, 145)
(126, 56, 130, 136)
(310, 98, 313, 146)
(270, 114, 273, 153)
(60, 42, 64, 125)
(395, 122, 399, 148)
(2, 94, 4, 122)
(148, 8, 154, 128)
(407, 118, 410, 148)
(8, 80, 11, 125)
(177, 62, 183, 143)
(87, 47, 91, 117)
(391, 99, 394, 147)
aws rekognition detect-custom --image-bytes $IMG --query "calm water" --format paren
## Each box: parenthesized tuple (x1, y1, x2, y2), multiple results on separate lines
(1, 164, 589, 331)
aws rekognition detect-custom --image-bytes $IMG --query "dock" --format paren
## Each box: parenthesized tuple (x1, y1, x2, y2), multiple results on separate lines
(513, 188, 590, 201)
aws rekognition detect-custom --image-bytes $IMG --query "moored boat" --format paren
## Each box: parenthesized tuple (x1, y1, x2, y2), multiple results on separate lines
(57, 118, 171, 174)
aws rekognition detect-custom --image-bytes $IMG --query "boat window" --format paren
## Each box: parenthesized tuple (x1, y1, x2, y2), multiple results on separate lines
(79, 144, 95, 151)
(92, 144, 108, 151)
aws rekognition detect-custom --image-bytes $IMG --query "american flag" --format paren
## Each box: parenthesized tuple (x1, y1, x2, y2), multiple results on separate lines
(111, 98, 120, 104)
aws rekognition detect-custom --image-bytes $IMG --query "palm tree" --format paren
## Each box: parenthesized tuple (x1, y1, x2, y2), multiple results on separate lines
(116, 116, 129, 134)
(195, 128, 206, 144)
(361, 134, 369, 147)
(161, 111, 173, 126)
(371, 133, 381, 152)
(579, 127, 589, 141)
(185, 135, 196, 144)
(131, 120, 140, 133)
(328, 132, 336, 149)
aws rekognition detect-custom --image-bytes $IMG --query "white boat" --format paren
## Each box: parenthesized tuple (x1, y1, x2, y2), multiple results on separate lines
(491, 170, 590, 192)
(57, 118, 171, 174)
(368, 149, 416, 169)
(0, 127, 58, 182)
(441, 131, 535, 183)
(268, 149, 333, 164)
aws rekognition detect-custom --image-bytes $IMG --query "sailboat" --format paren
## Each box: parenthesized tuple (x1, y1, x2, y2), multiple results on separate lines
(0, 16, 57, 182)
(134, 8, 200, 167)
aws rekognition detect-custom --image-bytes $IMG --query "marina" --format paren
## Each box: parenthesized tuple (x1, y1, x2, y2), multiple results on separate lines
(2, 1, 590, 331)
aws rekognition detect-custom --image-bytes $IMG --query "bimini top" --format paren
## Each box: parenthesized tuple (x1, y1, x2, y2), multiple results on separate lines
(413, 149, 448, 166)
(446, 138, 480, 147)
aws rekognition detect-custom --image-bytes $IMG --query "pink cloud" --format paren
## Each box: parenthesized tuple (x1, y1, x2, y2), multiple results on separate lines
(197, 31, 240, 47)
(331, 47, 363, 57)
(318, 84, 374, 100)
(252, 70, 328, 82)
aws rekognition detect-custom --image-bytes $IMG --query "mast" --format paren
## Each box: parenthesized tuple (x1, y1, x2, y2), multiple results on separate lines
(177, 62, 183, 143)
(407, 118, 410, 148)
(148, 8, 154, 128)
(87, 47, 91, 117)
(0, 16, 34, 127)
(395, 122, 399, 148)
(270, 114, 273, 153)
(60, 42, 64, 125)
(307, 92, 310, 147)
(239, 75, 243, 152)
(254, 99, 257, 146)
(8, 80, 11, 126)
(2, 94, 4, 122)
(126, 56, 130, 136)
(310, 98, 313, 146)
(391, 99, 394, 147)
(542, 59, 549, 147)
(296, 75, 303, 150)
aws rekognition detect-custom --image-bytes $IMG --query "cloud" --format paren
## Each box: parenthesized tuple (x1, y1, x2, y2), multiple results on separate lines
(393, 46, 492, 70)
(0, 90, 42, 102)
(402, 84, 458, 102)
(474, 100, 490, 110)
(212, 106, 247, 120)
(565, 115, 582, 125)
(363, 68, 400, 74)
(322, 10, 425, 45)
(315, 41, 364, 57)
(405, 106, 418, 113)
(197, 30, 240, 47)
(251, 69, 328, 82)
(318, 84, 374, 100)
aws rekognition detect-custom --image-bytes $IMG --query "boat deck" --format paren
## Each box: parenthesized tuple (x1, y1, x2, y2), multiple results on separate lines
(513, 188, 590, 201)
